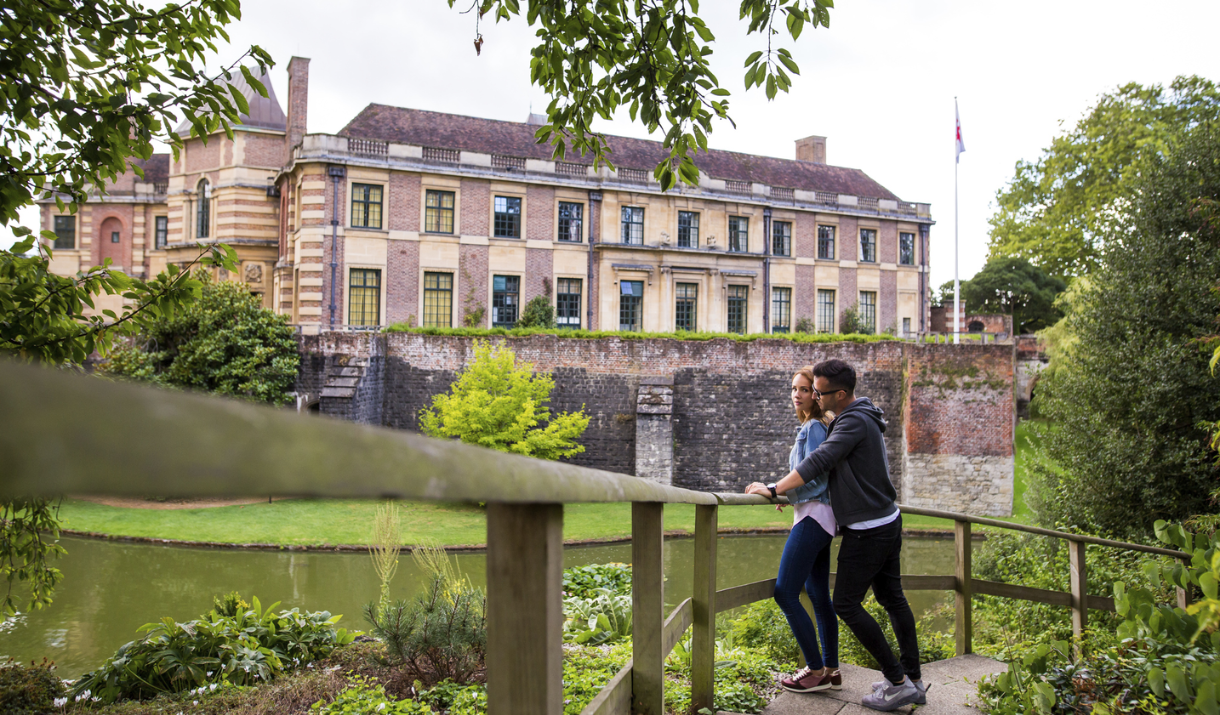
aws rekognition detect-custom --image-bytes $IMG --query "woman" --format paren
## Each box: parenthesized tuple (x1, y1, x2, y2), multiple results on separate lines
(745, 366, 840, 693)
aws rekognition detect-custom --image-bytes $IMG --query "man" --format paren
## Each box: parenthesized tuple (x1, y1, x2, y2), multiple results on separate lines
(747, 358, 925, 711)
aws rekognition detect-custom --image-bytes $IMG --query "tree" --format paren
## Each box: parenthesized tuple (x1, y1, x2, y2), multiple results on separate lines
(987, 76, 1220, 278)
(102, 274, 301, 405)
(957, 257, 1066, 334)
(1029, 127, 1220, 538)
(455, 0, 833, 190)
(839, 302, 862, 334)
(419, 341, 589, 460)
(517, 295, 555, 329)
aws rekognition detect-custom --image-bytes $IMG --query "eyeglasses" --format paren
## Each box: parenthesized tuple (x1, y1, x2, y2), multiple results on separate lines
(813, 387, 843, 399)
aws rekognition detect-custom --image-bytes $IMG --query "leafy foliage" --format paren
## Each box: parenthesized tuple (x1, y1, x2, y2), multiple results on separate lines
(414, 678, 488, 714)
(517, 295, 555, 329)
(385, 323, 898, 343)
(419, 340, 590, 461)
(0, 498, 65, 618)
(363, 574, 487, 686)
(561, 642, 632, 714)
(72, 596, 356, 704)
(729, 599, 802, 668)
(1029, 127, 1220, 537)
(987, 76, 1220, 278)
(102, 273, 300, 405)
(458, 0, 833, 191)
(563, 588, 633, 645)
(562, 562, 632, 599)
(0, 658, 66, 715)
(947, 257, 1067, 334)
(310, 676, 433, 715)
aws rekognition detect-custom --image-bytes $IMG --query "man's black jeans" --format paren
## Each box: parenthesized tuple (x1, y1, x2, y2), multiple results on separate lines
(832, 515, 920, 684)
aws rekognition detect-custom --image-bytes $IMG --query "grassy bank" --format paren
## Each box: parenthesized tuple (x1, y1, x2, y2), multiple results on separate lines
(56, 422, 1040, 547)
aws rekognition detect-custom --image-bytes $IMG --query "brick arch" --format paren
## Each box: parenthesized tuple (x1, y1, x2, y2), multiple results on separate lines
(96, 214, 128, 270)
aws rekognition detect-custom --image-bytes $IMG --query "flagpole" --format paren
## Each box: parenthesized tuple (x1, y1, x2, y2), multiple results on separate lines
(953, 97, 960, 345)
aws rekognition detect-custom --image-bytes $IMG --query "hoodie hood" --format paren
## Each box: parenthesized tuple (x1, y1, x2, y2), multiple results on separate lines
(836, 397, 887, 434)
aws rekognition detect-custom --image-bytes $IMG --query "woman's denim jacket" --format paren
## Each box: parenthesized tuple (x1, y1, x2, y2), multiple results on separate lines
(787, 420, 831, 506)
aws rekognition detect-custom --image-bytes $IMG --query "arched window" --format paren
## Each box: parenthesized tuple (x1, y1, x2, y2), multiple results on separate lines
(196, 179, 211, 239)
(968, 320, 985, 333)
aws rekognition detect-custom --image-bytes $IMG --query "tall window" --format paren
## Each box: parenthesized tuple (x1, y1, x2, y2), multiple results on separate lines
(899, 232, 915, 265)
(154, 216, 168, 249)
(621, 207, 644, 245)
(817, 225, 835, 260)
(423, 272, 453, 327)
(556, 278, 582, 329)
(772, 287, 791, 333)
(348, 269, 381, 326)
(902, 317, 912, 336)
(425, 190, 455, 233)
(678, 211, 699, 248)
(351, 183, 383, 229)
(558, 202, 583, 242)
(772, 221, 792, 257)
(111, 231, 120, 244)
(620, 280, 643, 331)
(52, 216, 75, 250)
(492, 275, 520, 327)
(817, 289, 836, 333)
(196, 179, 210, 239)
(859, 291, 877, 334)
(859, 228, 877, 263)
(729, 216, 748, 252)
(727, 285, 748, 334)
(494, 196, 522, 238)
(675, 282, 698, 331)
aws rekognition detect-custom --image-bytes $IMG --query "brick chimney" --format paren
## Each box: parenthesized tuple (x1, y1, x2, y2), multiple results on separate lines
(795, 135, 827, 164)
(285, 57, 310, 162)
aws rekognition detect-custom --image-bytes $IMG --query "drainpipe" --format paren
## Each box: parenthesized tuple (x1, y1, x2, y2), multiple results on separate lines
(327, 165, 345, 329)
(919, 223, 929, 334)
(588, 190, 602, 330)
(762, 207, 772, 333)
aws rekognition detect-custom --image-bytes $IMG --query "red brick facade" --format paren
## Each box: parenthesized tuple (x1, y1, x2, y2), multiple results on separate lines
(904, 344, 1014, 458)
(459, 244, 489, 327)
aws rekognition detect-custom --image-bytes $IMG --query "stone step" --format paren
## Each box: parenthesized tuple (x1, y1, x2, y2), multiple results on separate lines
(325, 376, 360, 388)
(719, 654, 1005, 715)
(320, 387, 357, 399)
(328, 366, 364, 378)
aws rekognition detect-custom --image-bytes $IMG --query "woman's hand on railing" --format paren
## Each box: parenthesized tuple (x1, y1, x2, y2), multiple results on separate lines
(744, 482, 786, 511)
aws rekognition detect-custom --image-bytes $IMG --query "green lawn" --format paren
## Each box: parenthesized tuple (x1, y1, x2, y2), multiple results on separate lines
(58, 424, 1040, 547)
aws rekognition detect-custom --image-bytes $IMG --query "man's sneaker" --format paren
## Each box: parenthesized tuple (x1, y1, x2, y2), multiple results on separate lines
(871, 679, 929, 704)
(780, 666, 836, 693)
(861, 675, 920, 711)
(829, 668, 842, 690)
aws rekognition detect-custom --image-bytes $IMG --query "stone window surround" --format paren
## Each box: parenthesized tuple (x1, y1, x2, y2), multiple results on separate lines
(345, 265, 384, 327)
(348, 181, 386, 231)
(420, 178, 462, 236)
(488, 187, 527, 240)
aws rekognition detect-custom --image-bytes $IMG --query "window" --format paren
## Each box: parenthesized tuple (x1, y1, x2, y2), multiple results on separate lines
(772, 287, 791, 333)
(348, 269, 381, 326)
(727, 285, 748, 334)
(111, 231, 120, 244)
(494, 195, 522, 238)
(556, 278, 582, 329)
(675, 283, 698, 331)
(729, 216, 748, 252)
(903, 317, 912, 336)
(558, 202, 583, 242)
(678, 211, 699, 248)
(492, 275, 520, 327)
(196, 179, 210, 239)
(817, 225, 835, 260)
(154, 216, 168, 249)
(620, 280, 643, 331)
(859, 228, 877, 263)
(859, 291, 877, 334)
(621, 207, 644, 245)
(817, 289, 836, 333)
(52, 216, 75, 250)
(423, 272, 453, 327)
(351, 183, 383, 229)
(772, 221, 792, 257)
(425, 190, 456, 233)
(899, 232, 915, 265)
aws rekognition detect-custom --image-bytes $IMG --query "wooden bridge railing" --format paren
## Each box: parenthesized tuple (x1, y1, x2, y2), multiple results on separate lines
(0, 360, 1191, 715)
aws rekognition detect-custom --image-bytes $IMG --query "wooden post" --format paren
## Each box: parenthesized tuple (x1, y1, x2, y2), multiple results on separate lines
(632, 502, 665, 715)
(486, 503, 564, 715)
(1069, 539, 1088, 653)
(1178, 586, 1192, 610)
(954, 519, 972, 656)
(691, 504, 718, 713)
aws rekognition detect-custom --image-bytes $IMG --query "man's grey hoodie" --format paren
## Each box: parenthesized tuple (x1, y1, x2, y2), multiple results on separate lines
(794, 397, 896, 525)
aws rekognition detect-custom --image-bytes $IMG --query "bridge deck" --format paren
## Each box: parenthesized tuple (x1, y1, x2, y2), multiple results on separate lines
(722, 654, 1006, 715)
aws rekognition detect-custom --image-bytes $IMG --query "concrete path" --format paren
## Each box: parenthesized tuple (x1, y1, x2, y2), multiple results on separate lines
(721, 655, 1006, 715)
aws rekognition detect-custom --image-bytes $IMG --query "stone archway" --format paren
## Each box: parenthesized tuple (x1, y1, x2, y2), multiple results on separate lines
(97, 216, 126, 271)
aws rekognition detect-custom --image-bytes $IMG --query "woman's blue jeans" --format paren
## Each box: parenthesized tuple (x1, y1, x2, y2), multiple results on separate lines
(773, 515, 838, 670)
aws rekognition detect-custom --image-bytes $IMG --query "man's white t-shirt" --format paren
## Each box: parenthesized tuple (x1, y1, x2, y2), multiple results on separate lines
(845, 506, 899, 531)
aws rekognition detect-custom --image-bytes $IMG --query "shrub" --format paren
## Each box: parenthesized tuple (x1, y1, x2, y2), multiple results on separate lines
(102, 272, 300, 405)
(383, 324, 898, 344)
(561, 642, 632, 715)
(72, 596, 355, 704)
(839, 303, 863, 334)
(311, 675, 432, 714)
(0, 658, 65, 714)
(562, 563, 632, 599)
(794, 317, 815, 334)
(563, 589, 632, 645)
(416, 678, 487, 714)
(729, 600, 802, 668)
(364, 574, 487, 685)
(517, 295, 555, 328)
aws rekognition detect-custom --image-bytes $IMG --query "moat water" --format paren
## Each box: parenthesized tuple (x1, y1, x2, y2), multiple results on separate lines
(0, 534, 956, 678)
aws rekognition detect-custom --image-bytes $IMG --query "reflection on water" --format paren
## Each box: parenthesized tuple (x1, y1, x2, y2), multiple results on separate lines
(0, 534, 953, 678)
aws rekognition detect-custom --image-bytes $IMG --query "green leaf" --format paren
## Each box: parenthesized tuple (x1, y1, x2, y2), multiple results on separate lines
(743, 50, 763, 67)
(1167, 664, 1191, 701)
(1148, 666, 1164, 697)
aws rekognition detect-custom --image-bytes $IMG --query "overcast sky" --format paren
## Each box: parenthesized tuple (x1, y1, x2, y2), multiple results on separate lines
(10, 0, 1220, 287)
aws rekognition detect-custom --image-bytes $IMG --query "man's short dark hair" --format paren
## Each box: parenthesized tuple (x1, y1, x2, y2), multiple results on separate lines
(813, 359, 856, 394)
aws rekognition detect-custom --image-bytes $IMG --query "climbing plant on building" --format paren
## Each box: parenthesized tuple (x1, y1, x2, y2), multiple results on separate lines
(419, 340, 590, 460)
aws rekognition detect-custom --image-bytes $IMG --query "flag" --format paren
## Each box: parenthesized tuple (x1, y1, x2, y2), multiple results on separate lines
(955, 99, 966, 163)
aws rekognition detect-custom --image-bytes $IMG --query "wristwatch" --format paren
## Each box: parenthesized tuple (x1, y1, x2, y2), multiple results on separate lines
(767, 483, 778, 499)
